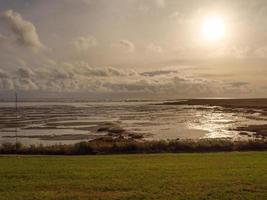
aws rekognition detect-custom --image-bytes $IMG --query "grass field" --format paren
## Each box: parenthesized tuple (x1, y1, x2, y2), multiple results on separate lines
(0, 152, 267, 200)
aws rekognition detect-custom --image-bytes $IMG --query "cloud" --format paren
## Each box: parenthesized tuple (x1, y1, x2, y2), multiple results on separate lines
(0, 69, 13, 90)
(16, 68, 34, 79)
(229, 81, 249, 88)
(209, 46, 250, 59)
(0, 10, 44, 49)
(230, 46, 250, 59)
(147, 43, 163, 53)
(0, 79, 14, 90)
(72, 35, 97, 51)
(14, 78, 38, 90)
(141, 70, 177, 77)
(0, 61, 254, 98)
(117, 40, 135, 52)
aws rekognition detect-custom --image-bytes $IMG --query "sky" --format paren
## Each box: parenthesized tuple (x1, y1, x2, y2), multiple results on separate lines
(0, 0, 267, 100)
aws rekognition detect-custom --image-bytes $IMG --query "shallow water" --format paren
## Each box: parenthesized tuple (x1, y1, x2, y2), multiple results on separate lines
(0, 101, 266, 145)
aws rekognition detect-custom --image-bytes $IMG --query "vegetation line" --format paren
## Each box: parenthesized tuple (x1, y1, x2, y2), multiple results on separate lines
(1, 139, 267, 155)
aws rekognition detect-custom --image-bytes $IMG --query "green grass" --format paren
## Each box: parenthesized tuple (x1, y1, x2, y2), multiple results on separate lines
(0, 152, 267, 200)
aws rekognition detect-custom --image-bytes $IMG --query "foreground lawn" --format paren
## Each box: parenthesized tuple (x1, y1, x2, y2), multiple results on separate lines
(0, 152, 267, 200)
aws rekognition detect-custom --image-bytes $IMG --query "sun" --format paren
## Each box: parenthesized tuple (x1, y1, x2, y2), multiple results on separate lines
(201, 16, 225, 42)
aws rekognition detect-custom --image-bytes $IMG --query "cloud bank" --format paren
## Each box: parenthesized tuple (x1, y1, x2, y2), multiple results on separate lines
(0, 60, 254, 99)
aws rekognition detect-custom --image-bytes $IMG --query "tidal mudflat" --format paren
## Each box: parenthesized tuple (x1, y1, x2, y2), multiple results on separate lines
(0, 99, 267, 145)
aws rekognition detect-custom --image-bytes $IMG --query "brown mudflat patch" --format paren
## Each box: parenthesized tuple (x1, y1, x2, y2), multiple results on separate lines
(235, 124, 267, 137)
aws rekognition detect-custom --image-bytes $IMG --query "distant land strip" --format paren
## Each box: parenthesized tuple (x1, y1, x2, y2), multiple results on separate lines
(162, 98, 267, 108)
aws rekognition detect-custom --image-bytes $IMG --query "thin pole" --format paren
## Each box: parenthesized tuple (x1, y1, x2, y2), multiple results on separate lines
(15, 92, 18, 153)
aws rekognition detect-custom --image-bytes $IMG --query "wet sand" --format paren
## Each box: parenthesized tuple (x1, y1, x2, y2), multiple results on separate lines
(1, 100, 267, 145)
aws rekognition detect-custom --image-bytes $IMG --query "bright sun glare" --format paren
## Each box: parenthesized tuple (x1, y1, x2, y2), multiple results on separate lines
(202, 16, 225, 42)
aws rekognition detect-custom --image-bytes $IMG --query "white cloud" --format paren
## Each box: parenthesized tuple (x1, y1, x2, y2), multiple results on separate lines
(0, 10, 44, 50)
(117, 40, 135, 53)
(72, 35, 97, 51)
(147, 43, 163, 53)
(169, 11, 187, 24)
